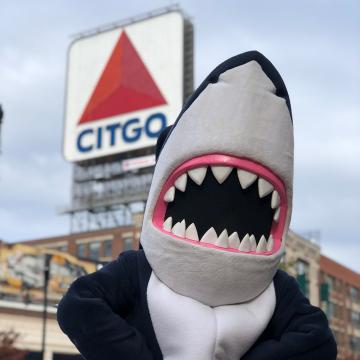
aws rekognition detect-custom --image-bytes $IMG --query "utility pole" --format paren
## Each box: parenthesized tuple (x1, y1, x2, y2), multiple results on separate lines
(41, 254, 52, 360)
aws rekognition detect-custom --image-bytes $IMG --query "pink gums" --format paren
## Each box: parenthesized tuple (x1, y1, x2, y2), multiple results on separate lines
(152, 154, 287, 255)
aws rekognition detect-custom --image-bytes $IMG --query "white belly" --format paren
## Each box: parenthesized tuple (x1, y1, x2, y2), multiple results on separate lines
(147, 272, 276, 360)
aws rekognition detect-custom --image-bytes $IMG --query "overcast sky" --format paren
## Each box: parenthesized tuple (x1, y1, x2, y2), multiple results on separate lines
(0, 0, 359, 271)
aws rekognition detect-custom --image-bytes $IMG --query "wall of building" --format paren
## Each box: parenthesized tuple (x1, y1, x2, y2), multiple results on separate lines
(0, 301, 79, 360)
(283, 230, 321, 306)
(17, 225, 141, 263)
(12, 227, 360, 359)
(320, 255, 360, 360)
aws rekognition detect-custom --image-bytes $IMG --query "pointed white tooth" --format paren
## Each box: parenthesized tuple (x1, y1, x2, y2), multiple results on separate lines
(228, 232, 240, 249)
(216, 229, 229, 248)
(185, 223, 199, 241)
(257, 235, 268, 252)
(271, 190, 280, 209)
(172, 220, 186, 237)
(267, 235, 274, 251)
(188, 167, 207, 186)
(174, 173, 187, 192)
(164, 186, 175, 202)
(163, 217, 173, 231)
(258, 178, 274, 198)
(239, 234, 251, 252)
(249, 235, 257, 251)
(237, 170, 257, 189)
(200, 227, 218, 244)
(211, 166, 233, 184)
(273, 208, 280, 222)
(172, 222, 180, 234)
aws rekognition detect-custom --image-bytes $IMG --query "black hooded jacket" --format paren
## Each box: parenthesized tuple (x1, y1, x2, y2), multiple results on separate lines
(57, 250, 337, 360)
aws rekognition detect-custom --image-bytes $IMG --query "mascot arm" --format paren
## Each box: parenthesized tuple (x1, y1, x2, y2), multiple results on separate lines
(242, 270, 337, 360)
(57, 253, 153, 360)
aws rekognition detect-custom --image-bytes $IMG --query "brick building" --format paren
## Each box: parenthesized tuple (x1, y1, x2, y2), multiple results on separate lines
(12, 226, 360, 359)
(16, 224, 141, 263)
(320, 255, 360, 360)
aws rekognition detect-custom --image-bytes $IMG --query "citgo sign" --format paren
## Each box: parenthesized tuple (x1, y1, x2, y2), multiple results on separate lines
(63, 11, 184, 162)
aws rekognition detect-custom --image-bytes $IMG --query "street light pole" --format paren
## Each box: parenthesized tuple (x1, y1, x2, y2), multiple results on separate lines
(41, 254, 51, 360)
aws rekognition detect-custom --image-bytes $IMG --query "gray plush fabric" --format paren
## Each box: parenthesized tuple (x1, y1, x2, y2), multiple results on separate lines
(141, 60, 294, 306)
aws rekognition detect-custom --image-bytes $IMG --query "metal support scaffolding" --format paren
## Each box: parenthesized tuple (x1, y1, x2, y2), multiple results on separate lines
(63, 155, 152, 232)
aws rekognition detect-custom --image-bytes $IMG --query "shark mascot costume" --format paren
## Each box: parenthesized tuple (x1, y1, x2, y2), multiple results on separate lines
(58, 51, 337, 360)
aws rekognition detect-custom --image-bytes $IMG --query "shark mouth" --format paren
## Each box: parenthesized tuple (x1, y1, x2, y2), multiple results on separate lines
(152, 154, 287, 255)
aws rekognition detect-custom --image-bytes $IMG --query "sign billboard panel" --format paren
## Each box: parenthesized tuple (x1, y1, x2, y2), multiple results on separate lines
(63, 11, 184, 162)
(122, 154, 156, 171)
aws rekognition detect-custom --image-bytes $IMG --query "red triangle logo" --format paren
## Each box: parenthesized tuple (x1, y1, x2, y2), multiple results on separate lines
(78, 31, 167, 124)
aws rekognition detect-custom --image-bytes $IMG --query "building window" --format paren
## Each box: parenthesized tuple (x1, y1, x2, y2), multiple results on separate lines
(296, 260, 308, 275)
(56, 245, 68, 253)
(123, 238, 133, 252)
(332, 330, 341, 345)
(25, 351, 42, 360)
(328, 302, 342, 320)
(351, 311, 360, 329)
(327, 302, 334, 319)
(350, 286, 360, 303)
(76, 243, 86, 258)
(350, 336, 360, 352)
(334, 278, 342, 292)
(324, 274, 335, 292)
(53, 353, 84, 360)
(103, 239, 112, 258)
(296, 259, 309, 297)
(89, 241, 101, 260)
(320, 282, 330, 303)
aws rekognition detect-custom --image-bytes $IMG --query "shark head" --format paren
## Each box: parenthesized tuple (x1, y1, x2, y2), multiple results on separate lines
(141, 51, 294, 306)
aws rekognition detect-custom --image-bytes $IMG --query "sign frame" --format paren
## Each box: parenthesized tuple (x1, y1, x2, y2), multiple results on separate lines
(63, 10, 185, 163)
